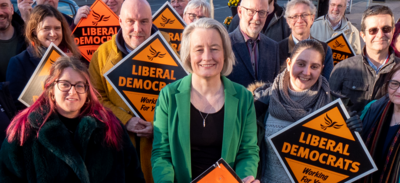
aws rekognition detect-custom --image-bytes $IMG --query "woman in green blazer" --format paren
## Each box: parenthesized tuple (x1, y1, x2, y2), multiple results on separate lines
(151, 18, 260, 182)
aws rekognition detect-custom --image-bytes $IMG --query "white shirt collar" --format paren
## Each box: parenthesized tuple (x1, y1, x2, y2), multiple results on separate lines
(292, 34, 311, 44)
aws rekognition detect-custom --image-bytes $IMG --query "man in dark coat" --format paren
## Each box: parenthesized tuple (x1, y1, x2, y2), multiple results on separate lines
(0, 0, 27, 82)
(228, 0, 280, 88)
(228, 0, 291, 43)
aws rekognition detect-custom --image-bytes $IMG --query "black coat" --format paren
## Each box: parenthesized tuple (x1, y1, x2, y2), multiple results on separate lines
(0, 109, 145, 182)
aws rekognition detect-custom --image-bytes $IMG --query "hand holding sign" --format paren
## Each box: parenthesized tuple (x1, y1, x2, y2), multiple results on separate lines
(242, 176, 260, 183)
(74, 6, 91, 25)
(126, 117, 153, 138)
(346, 111, 362, 132)
(18, 0, 33, 22)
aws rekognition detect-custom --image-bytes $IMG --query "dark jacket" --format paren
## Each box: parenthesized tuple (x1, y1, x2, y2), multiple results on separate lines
(6, 46, 41, 112)
(228, 27, 280, 87)
(0, 82, 16, 144)
(62, 13, 74, 26)
(329, 48, 400, 113)
(249, 82, 349, 179)
(227, 3, 291, 42)
(278, 34, 334, 80)
(11, 13, 27, 56)
(0, 109, 145, 182)
(361, 95, 400, 182)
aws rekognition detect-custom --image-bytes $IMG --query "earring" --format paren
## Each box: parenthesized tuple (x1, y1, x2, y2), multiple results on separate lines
(51, 95, 55, 101)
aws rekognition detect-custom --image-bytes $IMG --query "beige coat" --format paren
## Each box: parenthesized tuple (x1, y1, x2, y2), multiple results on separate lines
(311, 15, 361, 55)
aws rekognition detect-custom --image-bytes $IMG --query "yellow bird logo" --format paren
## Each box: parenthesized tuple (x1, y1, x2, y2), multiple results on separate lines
(160, 15, 175, 27)
(147, 46, 166, 61)
(332, 40, 345, 49)
(92, 11, 110, 26)
(321, 114, 343, 130)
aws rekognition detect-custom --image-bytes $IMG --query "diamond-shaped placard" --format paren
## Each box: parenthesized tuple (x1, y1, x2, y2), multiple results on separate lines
(268, 99, 377, 183)
(326, 33, 356, 65)
(152, 1, 186, 53)
(19, 43, 67, 107)
(104, 31, 188, 122)
(71, 0, 120, 62)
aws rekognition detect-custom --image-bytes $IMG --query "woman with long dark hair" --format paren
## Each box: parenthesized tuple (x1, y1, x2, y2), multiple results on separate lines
(0, 57, 144, 182)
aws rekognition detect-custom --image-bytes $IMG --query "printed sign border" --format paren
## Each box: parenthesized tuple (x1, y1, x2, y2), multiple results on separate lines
(267, 98, 377, 183)
(104, 31, 188, 120)
(152, 1, 187, 28)
(191, 158, 242, 183)
(326, 32, 356, 56)
(18, 43, 68, 107)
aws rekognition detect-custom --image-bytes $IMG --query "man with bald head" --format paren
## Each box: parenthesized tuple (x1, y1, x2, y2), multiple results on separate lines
(228, 0, 280, 87)
(89, 0, 173, 182)
(311, 0, 361, 54)
(0, 0, 26, 82)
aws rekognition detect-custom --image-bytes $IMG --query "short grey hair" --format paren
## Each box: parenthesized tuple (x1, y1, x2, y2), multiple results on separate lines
(183, 0, 211, 18)
(180, 18, 235, 76)
(284, 0, 316, 19)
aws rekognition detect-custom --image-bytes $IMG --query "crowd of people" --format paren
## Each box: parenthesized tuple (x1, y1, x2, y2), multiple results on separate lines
(0, 0, 399, 182)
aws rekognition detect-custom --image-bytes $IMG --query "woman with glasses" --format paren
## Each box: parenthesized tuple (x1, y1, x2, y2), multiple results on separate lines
(182, 0, 211, 25)
(250, 39, 362, 182)
(361, 64, 400, 182)
(0, 56, 145, 182)
(6, 5, 80, 112)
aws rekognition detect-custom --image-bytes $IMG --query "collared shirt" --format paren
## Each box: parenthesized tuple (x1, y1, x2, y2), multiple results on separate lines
(240, 30, 261, 77)
(292, 34, 311, 44)
(125, 43, 133, 53)
(326, 15, 342, 31)
(366, 55, 389, 73)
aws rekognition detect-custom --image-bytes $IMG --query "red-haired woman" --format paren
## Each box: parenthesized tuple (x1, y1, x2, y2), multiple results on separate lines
(391, 21, 400, 57)
(0, 57, 145, 182)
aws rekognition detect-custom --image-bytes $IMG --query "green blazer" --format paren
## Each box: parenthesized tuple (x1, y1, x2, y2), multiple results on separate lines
(151, 74, 260, 182)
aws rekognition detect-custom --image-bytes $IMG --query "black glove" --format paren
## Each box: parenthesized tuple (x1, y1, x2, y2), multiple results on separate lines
(346, 111, 363, 132)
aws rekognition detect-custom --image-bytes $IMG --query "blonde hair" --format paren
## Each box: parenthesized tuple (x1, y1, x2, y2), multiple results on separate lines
(183, 0, 211, 18)
(180, 18, 235, 76)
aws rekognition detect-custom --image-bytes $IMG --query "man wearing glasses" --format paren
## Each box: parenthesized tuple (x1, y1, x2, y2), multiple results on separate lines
(310, 0, 361, 55)
(171, 0, 190, 17)
(278, 0, 334, 79)
(182, 0, 210, 25)
(228, 0, 280, 87)
(330, 5, 400, 113)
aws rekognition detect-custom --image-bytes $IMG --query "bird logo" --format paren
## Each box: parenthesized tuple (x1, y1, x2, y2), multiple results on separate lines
(332, 40, 345, 49)
(320, 114, 343, 130)
(160, 15, 175, 27)
(92, 11, 110, 26)
(147, 46, 166, 61)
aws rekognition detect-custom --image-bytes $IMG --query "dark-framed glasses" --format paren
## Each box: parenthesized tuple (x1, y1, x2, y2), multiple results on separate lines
(186, 13, 206, 21)
(367, 26, 393, 35)
(288, 13, 311, 20)
(56, 80, 88, 94)
(240, 6, 268, 18)
(388, 80, 400, 90)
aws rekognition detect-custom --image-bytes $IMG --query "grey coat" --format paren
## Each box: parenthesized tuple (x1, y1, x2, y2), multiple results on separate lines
(228, 27, 280, 87)
(227, 3, 291, 42)
(329, 48, 400, 113)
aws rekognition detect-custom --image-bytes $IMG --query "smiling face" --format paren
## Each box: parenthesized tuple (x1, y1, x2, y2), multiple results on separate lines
(119, 0, 152, 50)
(36, 0, 59, 9)
(328, 0, 346, 24)
(36, 16, 62, 47)
(287, 3, 314, 38)
(361, 14, 394, 53)
(171, 0, 189, 17)
(190, 28, 224, 79)
(54, 67, 88, 118)
(102, 0, 124, 15)
(388, 70, 400, 105)
(287, 48, 323, 91)
(183, 7, 207, 25)
(0, 0, 13, 31)
(238, 0, 268, 39)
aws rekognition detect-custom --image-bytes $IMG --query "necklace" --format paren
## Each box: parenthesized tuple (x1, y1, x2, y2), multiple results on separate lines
(199, 110, 210, 127)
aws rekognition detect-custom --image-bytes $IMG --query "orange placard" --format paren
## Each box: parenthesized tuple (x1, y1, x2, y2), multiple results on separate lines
(191, 158, 242, 183)
(104, 32, 188, 122)
(19, 43, 67, 107)
(71, 0, 120, 62)
(268, 99, 377, 183)
(152, 2, 186, 52)
(326, 33, 356, 65)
